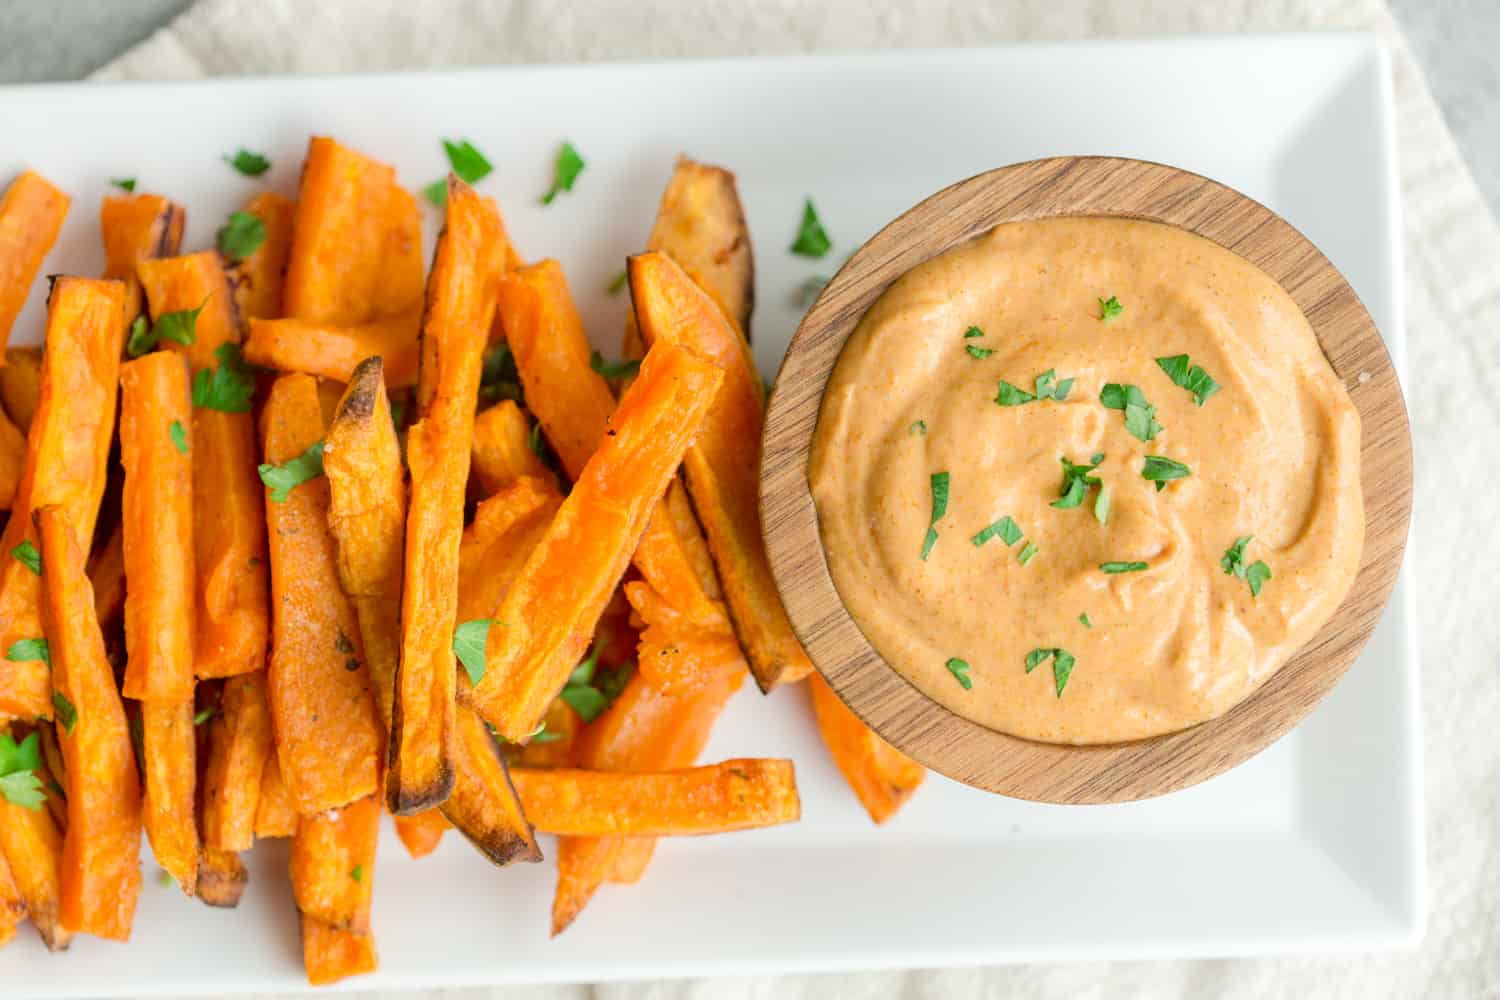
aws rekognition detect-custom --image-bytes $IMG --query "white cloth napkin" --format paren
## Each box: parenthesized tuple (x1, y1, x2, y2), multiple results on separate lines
(99, 1, 1496, 997)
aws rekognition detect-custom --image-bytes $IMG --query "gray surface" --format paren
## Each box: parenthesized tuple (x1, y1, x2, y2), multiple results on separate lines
(0, 0, 1496, 213)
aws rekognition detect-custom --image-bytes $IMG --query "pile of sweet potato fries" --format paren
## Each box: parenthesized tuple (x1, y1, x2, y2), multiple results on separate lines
(0, 138, 925, 984)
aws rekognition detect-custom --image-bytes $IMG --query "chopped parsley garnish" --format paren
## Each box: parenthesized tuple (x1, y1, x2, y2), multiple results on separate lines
(1141, 455, 1191, 491)
(541, 141, 586, 204)
(111, 178, 137, 193)
(559, 642, 632, 723)
(1155, 354, 1220, 406)
(1051, 453, 1103, 509)
(7, 637, 49, 666)
(1079, 613, 1093, 628)
(920, 471, 949, 561)
(909, 420, 927, 437)
(1220, 535, 1272, 597)
(529, 722, 564, 744)
(971, 516, 1022, 548)
(127, 297, 206, 357)
(607, 270, 628, 295)
(225, 149, 271, 176)
(966, 345, 995, 360)
(789, 198, 831, 258)
(479, 342, 523, 404)
(589, 351, 640, 380)
(945, 657, 973, 690)
(1024, 647, 1077, 696)
(158, 869, 175, 888)
(1100, 561, 1148, 574)
(1099, 383, 1162, 442)
(193, 706, 216, 726)
(964, 326, 984, 339)
(11, 540, 40, 576)
(350, 865, 364, 884)
(217, 211, 266, 262)
(452, 618, 497, 685)
(52, 690, 77, 734)
(528, 421, 546, 457)
(0, 731, 45, 810)
(258, 440, 325, 503)
(169, 420, 188, 455)
(1098, 295, 1123, 321)
(796, 274, 830, 307)
(192, 342, 256, 413)
(424, 138, 494, 206)
(1093, 483, 1111, 525)
(1017, 541, 1039, 565)
(995, 369, 1074, 406)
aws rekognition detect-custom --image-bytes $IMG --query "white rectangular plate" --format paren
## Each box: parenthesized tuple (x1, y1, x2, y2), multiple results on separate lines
(0, 33, 1420, 995)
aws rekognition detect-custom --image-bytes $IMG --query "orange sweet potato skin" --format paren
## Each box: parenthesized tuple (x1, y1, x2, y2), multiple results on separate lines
(229, 191, 295, 323)
(290, 796, 379, 932)
(392, 811, 449, 860)
(139, 700, 199, 894)
(38, 506, 142, 941)
(262, 374, 382, 814)
(808, 674, 925, 824)
(302, 916, 377, 985)
(1, 346, 42, 432)
(470, 400, 550, 496)
(137, 254, 269, 681)
(244, 313, 420, 388)
(100, 193, 185, 323)
(0, 405, 24, 511)
(195, 845, 248, 909)
(0, 779, 70, 950)
(629, 252, 810, 690)
(470, 342, 724, 743)
(0, 278, 126, 722)
(200, 672, 273, 852)
(254, 750, 298, 839)
(0, 842, 25, 948)
(118, 351, 196, 703)
(390, 176, 505, 813)
(0, 172, 69, 353)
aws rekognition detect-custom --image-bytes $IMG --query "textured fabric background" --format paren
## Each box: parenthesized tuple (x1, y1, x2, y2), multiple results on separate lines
(99, 1, 1493, 997)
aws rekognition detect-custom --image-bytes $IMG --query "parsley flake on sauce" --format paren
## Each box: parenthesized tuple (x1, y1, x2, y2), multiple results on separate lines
(1098, 295, 1123, 321)
(1079, 613, 1093, 628)
(1100, 383, 1162, 442)
(1017, 541, 1040, 565)
(1100, 561, 1149, 574)
(1024, 647, 1078, 696)
(963, 327, 994, 358)
(1221, 535, 1273, 597)
(920, 472, 950, 561)
(258, 441, 326, 503)
(1051, 454, 1103, 509)
(971, 515, 1022, 548)
(541, 141, 586, 204)
(945, 657, 973, 690)
(995, 369, 1075, 407)
(909, 420, 927, 437)
(1141, 454, 1191, 491)
(1155, 354, 1220, 406)
(790, 198, 832, 258)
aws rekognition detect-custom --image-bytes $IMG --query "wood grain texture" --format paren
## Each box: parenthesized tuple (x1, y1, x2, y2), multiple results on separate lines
(760, 157, 1412, 803)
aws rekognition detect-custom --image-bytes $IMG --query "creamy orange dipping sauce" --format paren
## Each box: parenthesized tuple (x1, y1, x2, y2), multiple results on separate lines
(809, 217, 1363, 744)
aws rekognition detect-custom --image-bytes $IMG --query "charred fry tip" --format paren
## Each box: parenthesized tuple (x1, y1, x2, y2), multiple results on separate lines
(335, 357, 385, 423)
(385, 766, 455, 817)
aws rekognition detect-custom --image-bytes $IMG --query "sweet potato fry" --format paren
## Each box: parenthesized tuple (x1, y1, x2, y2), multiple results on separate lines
(119, 351, 196, 702)
(510, 696, 579, 769)
(390, 176, 506, 813)
(37, 505, 142, 941)
(622, 156, 754, 356)
(626, 580, 743, 695)
(0, 759, 69, 950)
(513, 759, 798, 836)
(630, 252, 811, 690)
(0, 405, 24, 510)
(456, 478, 561, 626)
(254, 751, 297, 839)
(302, 917, 377, 986)
(1, 346, 42, 432)
(227, 191, 295, 323)
(471, 400, 549, 495)
(200, 672, 273, 852)
(244, 312, 420, 389)
(0, 172, 69, 354)
(290, 795, 378, 932)
(285, 137, 407, 325)
(261, 374, 382, 814)
(195, 846, 247, 908)
(138, 700, 198, 894)
(469, 341, 722, 742)
(441, 696, 540, 866)
(138, 253, 269, 680)
(606, 839, 654, 884)
(87, 523, 126, 633)
(551, 654, 745, 934)
(100, 193, 185, 323)
(0, 842, 24, 948)
(393, 811, 449, 860)
(375, 185, 424, 318)
(0, 278, 126, 722)
(808, 674, 925, 824)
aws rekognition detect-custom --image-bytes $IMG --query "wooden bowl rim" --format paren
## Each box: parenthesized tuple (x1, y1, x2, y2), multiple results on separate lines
(758, 156, 1413, 803)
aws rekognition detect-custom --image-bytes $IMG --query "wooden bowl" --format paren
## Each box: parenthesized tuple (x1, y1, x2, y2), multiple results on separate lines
(759, 156, 1412, 803)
